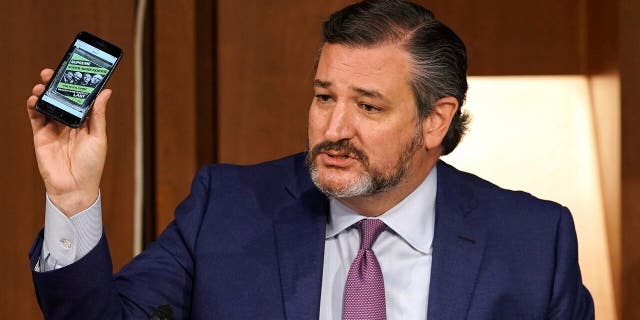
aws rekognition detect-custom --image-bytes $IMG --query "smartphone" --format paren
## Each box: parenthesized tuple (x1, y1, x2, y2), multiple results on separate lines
(36, 32, 122, 128)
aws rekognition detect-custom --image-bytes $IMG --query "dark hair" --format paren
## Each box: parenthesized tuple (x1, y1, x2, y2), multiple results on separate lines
(322, 0, 469, 155)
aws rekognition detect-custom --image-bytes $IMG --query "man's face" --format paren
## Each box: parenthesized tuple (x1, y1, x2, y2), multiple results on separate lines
(73, 72, 82, 82)
(90, 75, 102, 85)
(307, 43, 428, 199)
(83, 74, 92, 83)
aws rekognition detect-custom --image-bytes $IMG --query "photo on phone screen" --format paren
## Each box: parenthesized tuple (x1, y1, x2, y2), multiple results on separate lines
(37, 32, 122, 127)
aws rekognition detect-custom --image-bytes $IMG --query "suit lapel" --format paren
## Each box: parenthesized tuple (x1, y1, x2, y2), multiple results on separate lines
(274, 159, 328, 320)
(427, 161, 487, 320)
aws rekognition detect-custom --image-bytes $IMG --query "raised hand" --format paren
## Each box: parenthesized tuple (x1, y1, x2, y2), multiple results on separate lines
(26, 68, 112, 217)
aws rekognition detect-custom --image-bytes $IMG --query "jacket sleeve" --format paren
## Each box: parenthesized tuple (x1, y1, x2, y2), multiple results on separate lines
(546, 207, 595, 319)
(30, 166, 213, 320)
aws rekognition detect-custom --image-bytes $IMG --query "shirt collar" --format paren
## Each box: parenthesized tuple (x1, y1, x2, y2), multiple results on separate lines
(325, 166, 437, 254)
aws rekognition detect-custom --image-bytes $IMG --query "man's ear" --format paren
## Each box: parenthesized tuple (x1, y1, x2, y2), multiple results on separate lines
(422, 96, 459, 150)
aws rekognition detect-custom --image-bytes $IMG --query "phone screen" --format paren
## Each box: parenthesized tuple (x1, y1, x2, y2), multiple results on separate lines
(38, 34, 121, 126)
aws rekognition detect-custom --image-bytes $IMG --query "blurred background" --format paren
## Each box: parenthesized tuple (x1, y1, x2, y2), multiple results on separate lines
(1, 0, 637, 319)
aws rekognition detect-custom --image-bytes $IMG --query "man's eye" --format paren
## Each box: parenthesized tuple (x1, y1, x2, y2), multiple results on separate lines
(360, 103, 381, 112)
(315, 94, 331, 103)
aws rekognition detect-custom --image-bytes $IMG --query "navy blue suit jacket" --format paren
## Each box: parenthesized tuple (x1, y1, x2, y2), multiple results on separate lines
(30, 153, 594, 319)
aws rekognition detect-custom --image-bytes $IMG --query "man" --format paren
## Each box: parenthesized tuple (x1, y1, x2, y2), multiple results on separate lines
(62, 71, 74, 83)
(72, 71, 83, 84)
(26, 0, 594, 319)
(90, 74, 104, 87)
(81, 72, 92, 86)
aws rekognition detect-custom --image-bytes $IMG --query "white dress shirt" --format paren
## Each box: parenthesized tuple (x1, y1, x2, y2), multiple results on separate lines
(319, 167, 437, 320)
(37, 194, 103, 272)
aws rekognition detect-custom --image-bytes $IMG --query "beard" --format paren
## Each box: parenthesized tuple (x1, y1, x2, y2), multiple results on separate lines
(306, 128, 424, 198)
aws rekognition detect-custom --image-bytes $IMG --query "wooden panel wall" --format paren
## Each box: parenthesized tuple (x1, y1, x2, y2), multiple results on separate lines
(152, 0, 216, 233)
(217, 0, 334, 164)
(153, 1, 200, 235)
(428, 0, 588, 75)
(0, 1, 135, 318)
(620, 0, 640, 318)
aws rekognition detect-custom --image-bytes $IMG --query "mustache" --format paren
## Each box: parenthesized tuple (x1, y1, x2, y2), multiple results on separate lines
(309, 139, 369, 165)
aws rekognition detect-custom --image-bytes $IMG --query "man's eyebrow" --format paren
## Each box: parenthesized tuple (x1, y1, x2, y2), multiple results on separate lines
(351, 86, 385, 100)
(313, 79, 331, 88)
(313, 80, 387, 101)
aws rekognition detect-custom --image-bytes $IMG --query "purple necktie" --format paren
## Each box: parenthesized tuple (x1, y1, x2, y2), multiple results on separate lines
(343, 219, 387, 320)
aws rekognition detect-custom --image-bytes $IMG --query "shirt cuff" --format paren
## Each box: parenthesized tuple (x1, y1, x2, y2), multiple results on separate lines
(41, 192, 103, 270)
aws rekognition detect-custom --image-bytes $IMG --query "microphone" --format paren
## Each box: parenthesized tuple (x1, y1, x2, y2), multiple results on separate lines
(149, 304, 173, 320)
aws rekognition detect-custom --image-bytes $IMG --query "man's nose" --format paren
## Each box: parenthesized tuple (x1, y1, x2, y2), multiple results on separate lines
(324, 101, 355, 142)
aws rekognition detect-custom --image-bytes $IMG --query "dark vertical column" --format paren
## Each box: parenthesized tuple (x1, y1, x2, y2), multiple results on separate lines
(196, 0, 217, 167)
(142, 0, 157, 247)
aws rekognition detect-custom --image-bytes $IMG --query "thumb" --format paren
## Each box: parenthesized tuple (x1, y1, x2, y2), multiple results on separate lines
(88, 89, 112, 136)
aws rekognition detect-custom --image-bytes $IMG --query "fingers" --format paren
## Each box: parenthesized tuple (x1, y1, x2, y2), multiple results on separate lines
(26, 94, 46, 135)
(88, 89, 112, 136)
(32, 83, 45, 96)
(40, 68, 54, 85)
(27, 69, 54, 135)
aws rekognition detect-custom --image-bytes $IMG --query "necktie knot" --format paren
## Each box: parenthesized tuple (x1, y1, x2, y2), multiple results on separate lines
(358, 219, 386, 250)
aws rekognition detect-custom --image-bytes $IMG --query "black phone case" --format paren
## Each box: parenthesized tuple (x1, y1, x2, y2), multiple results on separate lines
(35, 31, 122, 128)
